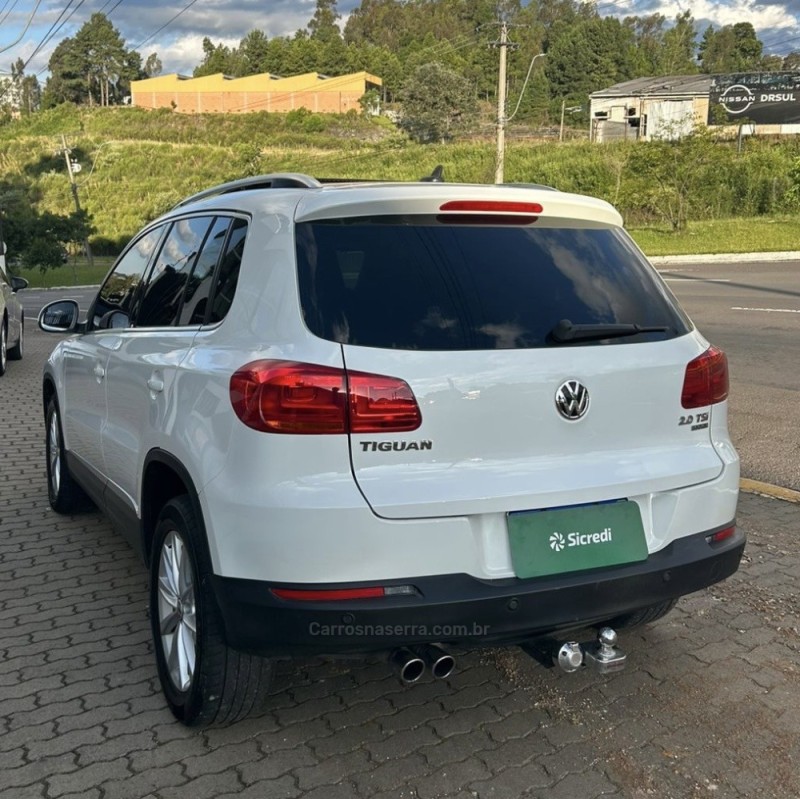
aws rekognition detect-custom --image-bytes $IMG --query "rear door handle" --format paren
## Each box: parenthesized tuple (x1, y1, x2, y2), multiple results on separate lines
(147, 377, 164, 393)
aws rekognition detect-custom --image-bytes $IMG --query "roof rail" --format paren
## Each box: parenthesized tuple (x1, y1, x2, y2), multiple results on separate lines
(172, 173, 322, 209)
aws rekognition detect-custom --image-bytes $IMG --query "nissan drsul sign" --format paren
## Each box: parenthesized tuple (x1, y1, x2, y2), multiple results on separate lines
(708, 72, 800, 124)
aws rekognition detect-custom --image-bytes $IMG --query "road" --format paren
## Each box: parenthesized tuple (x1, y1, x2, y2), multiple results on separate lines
(15, 258, 800, 491)
(660, 260, 800, 492)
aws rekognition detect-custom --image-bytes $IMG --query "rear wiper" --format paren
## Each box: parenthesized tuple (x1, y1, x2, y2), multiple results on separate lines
(550, 318, 669, 344)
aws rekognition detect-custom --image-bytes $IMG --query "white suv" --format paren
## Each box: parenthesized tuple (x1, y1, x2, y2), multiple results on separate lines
(39, 173, 743, 726)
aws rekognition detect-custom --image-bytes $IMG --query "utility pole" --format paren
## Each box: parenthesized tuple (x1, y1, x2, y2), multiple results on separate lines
(60, 134, 94, 268)
(494, 20, 510, 185)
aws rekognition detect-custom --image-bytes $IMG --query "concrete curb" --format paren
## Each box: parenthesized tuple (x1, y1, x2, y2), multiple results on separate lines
(35, 285, 100, 291)
(650, 251, 800, 265)
(740, 478, 800, 504)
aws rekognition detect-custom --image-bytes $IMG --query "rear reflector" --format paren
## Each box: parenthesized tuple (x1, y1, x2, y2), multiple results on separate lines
(271, 586, 386, 601)
(681, 346, 729, 409)
(230, 360, 421, 434)
(439, 200, 543, 214)
(706, 526, 735, 545)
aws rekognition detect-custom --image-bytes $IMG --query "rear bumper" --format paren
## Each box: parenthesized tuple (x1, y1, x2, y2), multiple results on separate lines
(211, 523, 744, 656)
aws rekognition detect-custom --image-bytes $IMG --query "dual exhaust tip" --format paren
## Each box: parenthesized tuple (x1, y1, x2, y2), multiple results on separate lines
(390, 644, 455, 684)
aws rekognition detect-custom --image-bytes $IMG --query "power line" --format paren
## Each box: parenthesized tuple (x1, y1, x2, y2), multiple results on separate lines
(0, 0, 44, 55)
(0, 0, 19, 27)
(25, 0, 85, 67)
(131, 0, 200, 51)
(0, 0, 85, 103)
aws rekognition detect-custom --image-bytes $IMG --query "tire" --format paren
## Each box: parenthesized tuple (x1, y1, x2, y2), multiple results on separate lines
(607, 598, 679, 630)
(8, 317, 22, 360)
(0, 319, 6, 376)
(149, 495, 273, 726)
(45, 397, 94, 514)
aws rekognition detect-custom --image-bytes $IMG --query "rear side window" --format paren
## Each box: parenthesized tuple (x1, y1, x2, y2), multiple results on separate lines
(296, 217, 690, 350)
(137, 216, 214, 327)
(178, 217, 231, 325)
(208, 217, 247, 324)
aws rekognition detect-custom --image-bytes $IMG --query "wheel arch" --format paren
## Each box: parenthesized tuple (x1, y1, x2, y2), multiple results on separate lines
(43, 376, 57, 418)
(141, 450, 208, 567)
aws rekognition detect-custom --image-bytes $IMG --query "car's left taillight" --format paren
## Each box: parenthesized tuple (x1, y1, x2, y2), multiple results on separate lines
(230, 360, 421, 434)
(681, 346, 729, 409)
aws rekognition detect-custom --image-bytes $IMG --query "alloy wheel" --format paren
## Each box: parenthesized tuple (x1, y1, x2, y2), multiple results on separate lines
(157, 531, 198, 692)
(48, 411, 61, 497)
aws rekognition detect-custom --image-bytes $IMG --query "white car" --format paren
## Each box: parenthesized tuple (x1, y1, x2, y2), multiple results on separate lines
(0, 241, 26, 375)
(39, 173, 743, 726)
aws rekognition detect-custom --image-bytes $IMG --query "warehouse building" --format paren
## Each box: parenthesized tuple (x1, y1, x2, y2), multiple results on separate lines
(590, 72, 800, 142)
(131, 71, 382, 115)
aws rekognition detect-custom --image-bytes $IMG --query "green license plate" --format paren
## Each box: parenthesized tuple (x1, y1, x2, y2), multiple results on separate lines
(507, 501, 648, 579)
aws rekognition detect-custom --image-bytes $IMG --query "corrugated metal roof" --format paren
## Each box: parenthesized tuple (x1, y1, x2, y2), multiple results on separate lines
(591, 75, 712, 98)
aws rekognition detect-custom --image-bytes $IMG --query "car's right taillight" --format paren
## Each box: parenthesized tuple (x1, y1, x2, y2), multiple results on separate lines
(230, 360, 421, 434)
(681, 346, 729, 409)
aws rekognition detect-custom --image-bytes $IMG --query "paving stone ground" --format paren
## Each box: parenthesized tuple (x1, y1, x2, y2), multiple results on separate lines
(1, 328, 798, 799)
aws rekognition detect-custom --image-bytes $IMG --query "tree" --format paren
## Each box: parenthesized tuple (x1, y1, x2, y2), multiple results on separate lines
(624, 14, 667, 76)
(42, 37, 86, 106)
(622, 129, 725, 231)
(0, 176, 95, 272)
(660, 11, 697, 74)
(546, 17, 638, 102)
(308, 0, 342, 43)
(2, 58, 41, 113)
(784, 51, 800, 71)
(401, 62, 477, 143)
(76, 14, 139, 105)
(699, 23, 763, 73)
(144, 53, 163, 78)
(43, 13, 141, 106)
(239, 30, 270, 75)
(761, 54, 784, 72)
(193, 38, 238, 77)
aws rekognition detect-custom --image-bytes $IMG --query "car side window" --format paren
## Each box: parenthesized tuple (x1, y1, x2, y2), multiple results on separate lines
(177, 217, 231, 326)
(136, 216, 214, 328)
(92, 226, 164, 330)
(207, 217, 248, 324)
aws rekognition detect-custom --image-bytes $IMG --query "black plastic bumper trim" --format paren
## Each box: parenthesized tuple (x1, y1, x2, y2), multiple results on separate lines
(210, 523, 744, 656)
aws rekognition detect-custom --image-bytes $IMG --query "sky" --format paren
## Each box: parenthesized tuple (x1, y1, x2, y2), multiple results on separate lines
(1, 0, 800, 79)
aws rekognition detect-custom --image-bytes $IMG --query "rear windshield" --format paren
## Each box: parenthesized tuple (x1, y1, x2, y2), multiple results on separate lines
(296, 216, 691, 351)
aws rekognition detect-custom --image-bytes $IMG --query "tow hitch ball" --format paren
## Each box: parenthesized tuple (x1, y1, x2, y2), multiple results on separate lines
(526, 627, 627, 675)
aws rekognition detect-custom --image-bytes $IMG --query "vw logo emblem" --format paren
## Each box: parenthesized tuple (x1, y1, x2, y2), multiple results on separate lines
(549, 532, 566, 552)
(555, 380, 590, 421)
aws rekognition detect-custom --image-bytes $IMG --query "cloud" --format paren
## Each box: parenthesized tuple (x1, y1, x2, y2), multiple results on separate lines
(2, 0, 359, 75)
(4, 0, 800, 78)
(603, 0, 800, 57)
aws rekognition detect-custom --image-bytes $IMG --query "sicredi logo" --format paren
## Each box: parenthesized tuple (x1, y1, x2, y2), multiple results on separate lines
(549, 528, 613, 552)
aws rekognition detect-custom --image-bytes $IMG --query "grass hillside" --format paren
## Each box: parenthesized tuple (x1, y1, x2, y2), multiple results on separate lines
(2, 105, 800, 260)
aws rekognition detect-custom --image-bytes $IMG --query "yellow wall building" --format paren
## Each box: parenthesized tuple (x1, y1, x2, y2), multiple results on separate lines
(131, 71, 382, 115)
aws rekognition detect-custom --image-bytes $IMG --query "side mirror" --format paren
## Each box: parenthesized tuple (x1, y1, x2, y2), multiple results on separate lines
(39, 300, 80, 333)
(98, 310, 130, 329)
(10, 276, 28, 292)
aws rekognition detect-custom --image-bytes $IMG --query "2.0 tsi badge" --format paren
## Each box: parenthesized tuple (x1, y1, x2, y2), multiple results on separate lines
(555, 380, 590, 420)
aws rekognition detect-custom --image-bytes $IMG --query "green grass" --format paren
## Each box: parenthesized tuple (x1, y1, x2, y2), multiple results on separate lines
(16, 216, 800, 288)
(629, 216, 800, 256)
(17, 258, 113, 288)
